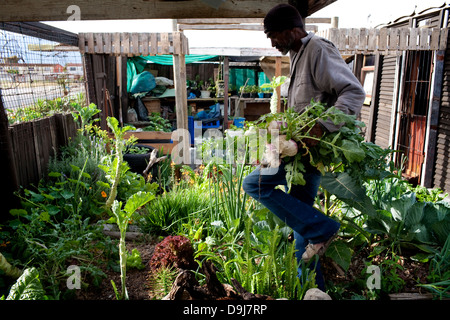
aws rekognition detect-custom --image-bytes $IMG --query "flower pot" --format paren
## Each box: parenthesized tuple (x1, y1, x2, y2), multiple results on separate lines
(200, 90, 210, 98)
(123, 144, 155, 174)
(258, 92, 264, 98)
(242, 93, 250, 98)
(250, 93, 258, 98)
(264, 93, 272, 98)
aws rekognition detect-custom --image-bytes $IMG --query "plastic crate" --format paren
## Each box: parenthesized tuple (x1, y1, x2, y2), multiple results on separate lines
(202, 120, 221, 128)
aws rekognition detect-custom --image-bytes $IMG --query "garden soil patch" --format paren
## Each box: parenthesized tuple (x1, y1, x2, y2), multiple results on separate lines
(75, 236, 431, 300)
(75, 237, 159, 300)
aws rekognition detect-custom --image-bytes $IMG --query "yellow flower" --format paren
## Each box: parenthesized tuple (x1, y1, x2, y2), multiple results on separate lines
(101, 191, 107, 198)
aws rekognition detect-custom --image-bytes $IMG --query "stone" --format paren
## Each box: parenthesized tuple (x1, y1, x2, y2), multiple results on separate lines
(303, 288, 332, 300)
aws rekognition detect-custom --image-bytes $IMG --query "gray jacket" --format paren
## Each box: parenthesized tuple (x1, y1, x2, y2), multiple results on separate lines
(287, 32, 366, 132)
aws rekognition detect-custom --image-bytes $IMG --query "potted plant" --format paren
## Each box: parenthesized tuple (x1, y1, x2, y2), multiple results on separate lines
(250, 85, 259, 98)
(258, 86, 265, 98)
(264, 87, 273, 98)
(241, 85, 250, 98)
(199, 80, 210, 98)
(208, 84, 216, 98)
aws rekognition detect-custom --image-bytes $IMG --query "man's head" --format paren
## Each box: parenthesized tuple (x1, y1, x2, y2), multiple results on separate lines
(264, 4, 305, 55)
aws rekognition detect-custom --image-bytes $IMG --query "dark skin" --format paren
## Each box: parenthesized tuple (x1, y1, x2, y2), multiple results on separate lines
(266, 27, 324, 147)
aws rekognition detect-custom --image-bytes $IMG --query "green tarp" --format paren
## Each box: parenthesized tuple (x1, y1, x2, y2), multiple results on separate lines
(127, 55, 270, 93)
(127, 55, 217, 92)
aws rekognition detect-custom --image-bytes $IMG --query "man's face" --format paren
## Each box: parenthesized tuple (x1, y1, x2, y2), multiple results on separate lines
(266, 29, 295, 55)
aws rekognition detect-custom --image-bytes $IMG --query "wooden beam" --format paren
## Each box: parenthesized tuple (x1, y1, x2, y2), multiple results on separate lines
(223, 57, 229, 130)
(0, 21, 78, 46)
(173, 54, 188, 131)
(0, 0, 335, 22)
(275, 56, 282, 112)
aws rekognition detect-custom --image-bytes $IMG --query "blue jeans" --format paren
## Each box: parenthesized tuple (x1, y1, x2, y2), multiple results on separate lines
(242, 162, 340, 290)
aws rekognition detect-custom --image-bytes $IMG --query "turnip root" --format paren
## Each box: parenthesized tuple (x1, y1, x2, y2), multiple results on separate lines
(279, 136, 298, 157)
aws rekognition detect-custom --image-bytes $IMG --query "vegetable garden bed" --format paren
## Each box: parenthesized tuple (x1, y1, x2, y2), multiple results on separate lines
(1, 102, 449, 302)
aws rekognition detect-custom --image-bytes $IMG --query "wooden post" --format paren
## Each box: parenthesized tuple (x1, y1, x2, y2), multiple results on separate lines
(223, 56, 229, 129)
(275, 56, 282, 112)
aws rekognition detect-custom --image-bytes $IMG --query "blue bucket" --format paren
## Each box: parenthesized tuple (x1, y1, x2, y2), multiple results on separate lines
(233, 117, 245, 128)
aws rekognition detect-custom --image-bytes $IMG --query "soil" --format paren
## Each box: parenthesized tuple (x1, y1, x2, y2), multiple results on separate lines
(75, 236, 159, 300)
(74, 235, 432, 300)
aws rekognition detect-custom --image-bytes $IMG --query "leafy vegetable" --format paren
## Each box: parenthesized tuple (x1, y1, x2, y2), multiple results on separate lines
(4, 268, 47, 300)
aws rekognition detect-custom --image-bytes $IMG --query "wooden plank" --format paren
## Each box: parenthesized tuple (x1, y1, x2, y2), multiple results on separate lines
(409, 28, 418, 50)
(0, 1, 332, 21)
(419, 28, 430, 50)
(430, 28, 440, 50)
(367, 28, 378, 51)
(122, 33, 130, 56)
(141, 33, 149, 56)
(132, 32, 139, 56)
(94, 33, 104, 54)
(379, 28, 388, 51)
(391, 28, 401, 53)
(150, 33, 158, 56)
(338, 28, 348, 51)
(87, 33, 95, 54)
(173, 32, 181, 55)
(161, 32, 170, 54)
(113, 33, 121, 55)
(78, 33, 85, 54)
(439, 28, 448, 50)
(358, 28, 368, 53)
(103, 33, 111, 54)
(348, 28, 359, 52)
(329, 28, 339, 47)
(399, 28, 408, 50)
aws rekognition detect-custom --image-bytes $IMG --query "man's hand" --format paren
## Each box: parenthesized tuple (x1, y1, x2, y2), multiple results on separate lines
(303, 122, 324, 147)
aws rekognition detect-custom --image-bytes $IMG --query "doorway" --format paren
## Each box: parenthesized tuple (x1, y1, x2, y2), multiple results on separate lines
(395, 51, 434, 185)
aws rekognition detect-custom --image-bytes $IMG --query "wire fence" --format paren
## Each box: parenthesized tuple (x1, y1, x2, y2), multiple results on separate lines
(0, 27, 86, 124)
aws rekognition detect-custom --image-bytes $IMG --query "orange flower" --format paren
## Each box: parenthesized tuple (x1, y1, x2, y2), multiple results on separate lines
(101, 191, 107, 198)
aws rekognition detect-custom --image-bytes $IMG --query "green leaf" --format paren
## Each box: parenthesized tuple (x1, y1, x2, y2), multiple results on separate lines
(48, 172, 61, 178)
(9, 209, 28, 217)
(123, 191, 155, 216)
(6, 268, 47, 300)
(321, 172, 377, 217)
(325, 240, 353, 271)
(60, 190, 74, 200)
(340, 140, 365, 163)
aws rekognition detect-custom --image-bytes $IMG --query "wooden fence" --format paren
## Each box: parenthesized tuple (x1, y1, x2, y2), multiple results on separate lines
(8, 113, 77, 189)
(78, 32, 190, 56)
(317, 27, 449, 54)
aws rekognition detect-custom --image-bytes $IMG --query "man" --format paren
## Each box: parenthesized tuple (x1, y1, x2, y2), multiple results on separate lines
(242, 3, 365, 289)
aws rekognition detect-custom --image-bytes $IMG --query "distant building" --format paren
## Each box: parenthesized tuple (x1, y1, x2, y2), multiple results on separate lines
(0, 63, 64, 81)
(65, 63, 84, 79)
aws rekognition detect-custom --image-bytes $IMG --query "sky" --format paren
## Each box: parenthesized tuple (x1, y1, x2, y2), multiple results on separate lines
(43, 0, 448, 48)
